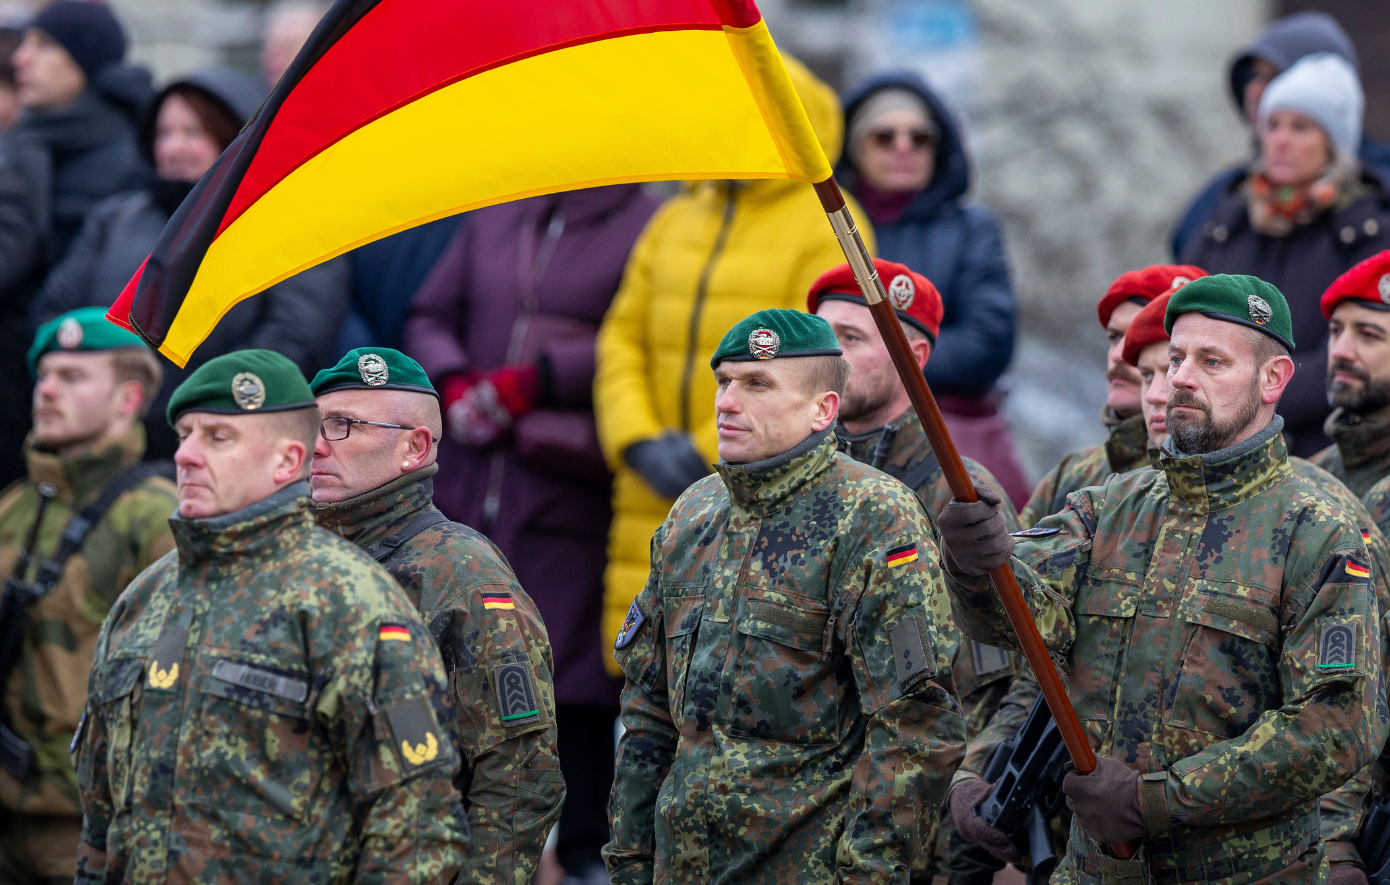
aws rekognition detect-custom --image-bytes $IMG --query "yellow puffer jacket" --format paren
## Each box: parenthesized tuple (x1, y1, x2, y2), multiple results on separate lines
(593, 57, 874, 673)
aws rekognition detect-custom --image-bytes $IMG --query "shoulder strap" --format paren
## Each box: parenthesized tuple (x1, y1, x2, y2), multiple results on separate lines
(364, 510, 450, 565)
(30, 463, 155, 598)
(899, 450, 943, 495)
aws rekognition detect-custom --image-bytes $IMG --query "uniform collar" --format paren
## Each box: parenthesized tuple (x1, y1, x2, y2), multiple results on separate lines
(169, 481, 313, 565)
(1102, 408, 1150, 475)
(1324, 404, 1390, 470)
(835, 407, 930, 476)
(314, 465, 437, 548)
(25, 424, 146, 504)
(716, 429, 837, 515)
(1159, 416, 1290, 508)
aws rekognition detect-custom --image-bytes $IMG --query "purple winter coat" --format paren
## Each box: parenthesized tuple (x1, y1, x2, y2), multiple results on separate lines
(404, 185, 660, 709)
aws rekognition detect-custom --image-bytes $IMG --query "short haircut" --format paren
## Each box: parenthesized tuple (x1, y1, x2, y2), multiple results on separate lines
(264, 405, 322, 477)
(799, 355, 852, 397)
(109, 348, 164, 419)
(901, 322, 927, 343)
(1248, 328, 1292, 367)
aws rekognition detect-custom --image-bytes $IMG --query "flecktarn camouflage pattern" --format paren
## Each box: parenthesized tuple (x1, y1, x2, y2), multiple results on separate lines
(1310, 405, 1390, 500)
(1019, 408, 1149, 529)
(946, 418, 1384, 884)
(604, 429, 966, 884)
(73, 482, 468, 884)
(316, 465, 564, 885)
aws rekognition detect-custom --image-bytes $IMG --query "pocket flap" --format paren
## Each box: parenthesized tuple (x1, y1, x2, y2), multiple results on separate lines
(96, 657, 143, 703)
(664, 594, 705, 638)
(1074, 577, 1140, 618)
(1187, 586, 1279, 647)
(737, 598, 827, 651)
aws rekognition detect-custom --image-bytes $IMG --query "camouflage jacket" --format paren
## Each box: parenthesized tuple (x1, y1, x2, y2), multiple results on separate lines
(1311, 405, 1390, 500)
(0, 427, 176, 818)
(946, 419, 1383, 884)
(604, 430, 967, 885)
(1370, 474, 1390, 544)
(73, 482, 468, 885)
(316, 466, 564, 885)
(1018, 407, 1149, 529)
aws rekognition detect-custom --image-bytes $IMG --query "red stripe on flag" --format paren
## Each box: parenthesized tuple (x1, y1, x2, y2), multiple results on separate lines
(105, 255, 148, 333)
(223, 0, 739, 235)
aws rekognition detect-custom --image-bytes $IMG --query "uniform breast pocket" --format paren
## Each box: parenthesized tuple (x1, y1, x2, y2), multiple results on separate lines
(192, 659, 317, 821)
(1165, 582, 1281, 741)
(1069, 579, 1139, 723)
(88, 656, 144, 810)
(663, 593, 705, 714)
(727, 593, 838, 745)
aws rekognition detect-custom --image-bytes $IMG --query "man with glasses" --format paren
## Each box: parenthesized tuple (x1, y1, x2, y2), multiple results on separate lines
(310, 347, 564, 885)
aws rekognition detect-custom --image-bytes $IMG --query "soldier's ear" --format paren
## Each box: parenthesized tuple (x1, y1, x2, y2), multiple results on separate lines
(1260, 353, 1296, 405)
(812, 390, 839, 433)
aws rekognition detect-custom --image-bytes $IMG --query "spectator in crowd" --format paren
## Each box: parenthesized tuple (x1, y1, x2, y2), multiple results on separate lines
(405, 184, 659, 885)
(593, 56, 871, 684)
(1172, 11, 1390, 258)
(1179, 53, 1390, 456)
(11, 1, 149, 265)
(837, 71, 1029, 505)
(31, 68, 349, 460)
(0, 28, 24, 132)
(261, 0, 330, 86)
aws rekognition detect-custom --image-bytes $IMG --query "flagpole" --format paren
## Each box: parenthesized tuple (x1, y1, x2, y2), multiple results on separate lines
(812, 176, 1135, 861)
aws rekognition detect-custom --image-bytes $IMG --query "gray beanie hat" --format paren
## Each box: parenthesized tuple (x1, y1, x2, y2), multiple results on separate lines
(1257, 52, 1363, 157)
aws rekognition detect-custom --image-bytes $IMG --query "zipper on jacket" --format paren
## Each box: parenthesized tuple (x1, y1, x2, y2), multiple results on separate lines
(679, 182, 738, 432)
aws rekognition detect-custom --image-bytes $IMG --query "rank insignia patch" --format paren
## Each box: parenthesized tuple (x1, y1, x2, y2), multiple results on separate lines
(384, 697, 442, 768)
(888, 612, 932, 690)
(614, 600, 645, 649)
(481, 591, 515, 611)
(886, 543, 919, 568)
(1318, 624, 1356, 669)
(146, 619, 190, 692)
(495, 662, 540, 724)
(1012, 526, 1061, 538)
(379, 623, 411, 642)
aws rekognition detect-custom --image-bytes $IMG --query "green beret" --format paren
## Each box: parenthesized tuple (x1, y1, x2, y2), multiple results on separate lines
(710, 309, 842, 369)
(310, 347, 437, 398)
(1164, 274, 1295, 351)
(27, 306, 150, 375)
(167, 349, 315, 425)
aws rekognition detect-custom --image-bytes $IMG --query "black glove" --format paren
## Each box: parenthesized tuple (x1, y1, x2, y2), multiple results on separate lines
(1329, 864, 1370, 885)
(935, 485, 1014, 576)
(949, 779, 1022, 864)
(1062, 756, 1145, 845)
(625, 433, 710, 499)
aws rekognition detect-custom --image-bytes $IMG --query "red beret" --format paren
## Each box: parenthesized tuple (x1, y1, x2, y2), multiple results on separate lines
(1321, 251, 1390, 319)
(1121, 291, 1174, 366)
(807, 259, 944, 342)
(1098, 264, 1208, 329)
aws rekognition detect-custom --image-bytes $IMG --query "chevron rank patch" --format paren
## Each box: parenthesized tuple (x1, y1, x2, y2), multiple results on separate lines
(1011, 526, 1061, 538)
(495, 662, 540, 725)
(1318, 624, 1357, 669)
(885, 543, 919, 568)
(888, 611, 932, 692)
(614, 599, 645, 649)
(384, 696, 442, 769)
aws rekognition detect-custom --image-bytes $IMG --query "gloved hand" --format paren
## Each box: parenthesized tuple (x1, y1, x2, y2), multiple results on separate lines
(1329, 863, 1370, 885)
(949, 779, 1022, 864)
(1062, 756, 1145, 845)
(935, 485, 1014, 576)
(625, 433, 710, 499)
(443, 365, 540, 446)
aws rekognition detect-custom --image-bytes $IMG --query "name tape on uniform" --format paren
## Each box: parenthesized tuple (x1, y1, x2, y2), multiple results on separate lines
(212, 660, 308, 703)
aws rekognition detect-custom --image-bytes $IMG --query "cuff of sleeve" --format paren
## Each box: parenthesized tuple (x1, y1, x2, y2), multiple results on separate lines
(950, 769, 984, 793)
(606, 859, 655, 885)
(1141, 772, 1171, 836)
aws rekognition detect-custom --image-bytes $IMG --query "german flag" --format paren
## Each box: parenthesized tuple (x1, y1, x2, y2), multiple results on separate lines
(379, 623, 412, 642)
(886, 543, 919, 569)
(106, 0, 833, 366)
(482, 591, 516, 611)
(1346, 560, 1371, 580)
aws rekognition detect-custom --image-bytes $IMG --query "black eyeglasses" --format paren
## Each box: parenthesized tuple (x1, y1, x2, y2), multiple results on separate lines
(320, 416, 434, 444)
(868, 128, 933, 150)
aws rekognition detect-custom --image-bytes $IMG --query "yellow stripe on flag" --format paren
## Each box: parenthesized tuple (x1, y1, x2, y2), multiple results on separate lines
(379, 625, 411, 642)
(1347, 562, 1371, 579)
(159, 28, 828, 364)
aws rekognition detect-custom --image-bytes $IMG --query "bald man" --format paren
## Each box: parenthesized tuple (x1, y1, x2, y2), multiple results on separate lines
(309, 348, 564, 885)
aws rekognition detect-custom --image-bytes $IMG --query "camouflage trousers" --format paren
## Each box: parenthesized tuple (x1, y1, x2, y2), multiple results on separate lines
(0, 810, 80, 885)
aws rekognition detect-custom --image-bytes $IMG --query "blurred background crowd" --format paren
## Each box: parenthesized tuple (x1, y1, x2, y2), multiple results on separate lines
(0, 0, 1384, 883)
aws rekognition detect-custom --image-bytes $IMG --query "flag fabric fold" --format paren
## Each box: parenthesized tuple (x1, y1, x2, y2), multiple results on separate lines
(108, 0, 832, 366)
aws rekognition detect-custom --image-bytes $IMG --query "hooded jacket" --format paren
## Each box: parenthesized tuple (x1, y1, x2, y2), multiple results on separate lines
(838, 71, 1015, 397)
(30, 69, 349, 460)
(593, 57, 873, 673)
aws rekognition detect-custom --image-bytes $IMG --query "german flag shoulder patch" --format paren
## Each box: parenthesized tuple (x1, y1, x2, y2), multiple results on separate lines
(379, 623, 411, 642)
(886, 543, 919, 568)
(481, 590, 515, 611)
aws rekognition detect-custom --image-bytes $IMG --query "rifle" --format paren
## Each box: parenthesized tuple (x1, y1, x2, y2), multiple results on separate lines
(979, 691, 1068, 879)
(0, 481, 57, 780)
(1359, 795, 1390, 884)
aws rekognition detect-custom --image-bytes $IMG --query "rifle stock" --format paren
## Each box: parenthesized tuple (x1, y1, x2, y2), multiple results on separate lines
(813, 175, 1134, 861)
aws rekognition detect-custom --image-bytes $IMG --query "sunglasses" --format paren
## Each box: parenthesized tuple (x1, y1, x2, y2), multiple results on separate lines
(868, 128, 934, 150)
